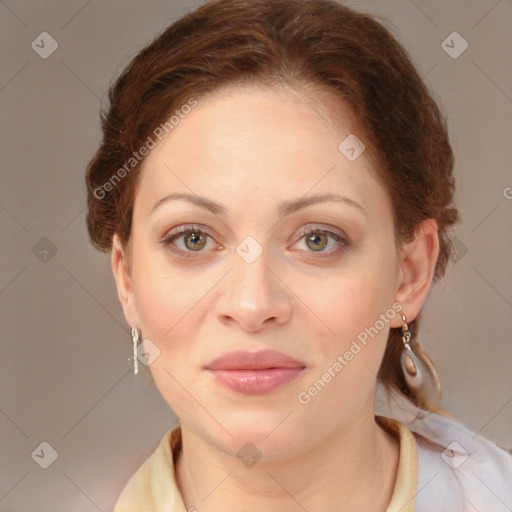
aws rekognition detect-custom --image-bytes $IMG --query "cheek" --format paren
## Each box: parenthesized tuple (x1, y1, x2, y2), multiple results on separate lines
(131, 260, 201, 384)
(298, 288, 392, 429)
(133, 246, 199, 336)
(132, 263, 202, 412)
(314, 262, 394, 342)
(306, 258, 396, 393)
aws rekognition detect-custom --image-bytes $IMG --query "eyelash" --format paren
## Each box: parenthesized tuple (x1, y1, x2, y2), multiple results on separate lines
(160, 224, 349, 260)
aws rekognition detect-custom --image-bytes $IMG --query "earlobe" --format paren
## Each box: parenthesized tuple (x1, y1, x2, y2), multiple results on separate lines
(111, 233, 140, 329)
(392, 219, 440, 326)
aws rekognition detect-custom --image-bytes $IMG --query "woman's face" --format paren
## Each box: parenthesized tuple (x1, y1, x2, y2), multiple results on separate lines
(114, 84, 409, 458)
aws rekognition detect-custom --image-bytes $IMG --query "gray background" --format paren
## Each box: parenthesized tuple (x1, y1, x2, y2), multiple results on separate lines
(1, 0, 511, 510)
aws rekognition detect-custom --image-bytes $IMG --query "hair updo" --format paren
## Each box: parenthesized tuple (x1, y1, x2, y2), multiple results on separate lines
(85, 0, 460, 411)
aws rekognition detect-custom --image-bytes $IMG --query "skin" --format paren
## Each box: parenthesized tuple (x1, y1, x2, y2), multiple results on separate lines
(111, 83, 439, 511)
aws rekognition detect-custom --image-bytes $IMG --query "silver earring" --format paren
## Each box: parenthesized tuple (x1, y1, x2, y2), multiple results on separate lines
(131, 327, 139, 375)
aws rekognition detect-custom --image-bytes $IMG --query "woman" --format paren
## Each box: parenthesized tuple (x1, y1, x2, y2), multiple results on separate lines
(85, 0, 512, 510)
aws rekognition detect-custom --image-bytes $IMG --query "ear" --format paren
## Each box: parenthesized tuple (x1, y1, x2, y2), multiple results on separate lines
(390, 218, 440, 328)
(111, 233, 141, 329)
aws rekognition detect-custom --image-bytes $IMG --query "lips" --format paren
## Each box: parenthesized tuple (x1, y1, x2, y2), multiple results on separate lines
(204, 349, 306, 395)
(205, 349, 305, 371)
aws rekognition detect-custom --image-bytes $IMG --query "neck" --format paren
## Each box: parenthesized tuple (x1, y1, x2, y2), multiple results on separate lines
(175, 393, 400, 512)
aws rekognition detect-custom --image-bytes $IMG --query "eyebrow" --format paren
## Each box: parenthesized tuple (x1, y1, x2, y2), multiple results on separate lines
(149, 192, 365, 218)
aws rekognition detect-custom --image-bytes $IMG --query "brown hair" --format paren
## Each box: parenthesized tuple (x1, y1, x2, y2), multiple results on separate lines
(85, 0, 460, 412)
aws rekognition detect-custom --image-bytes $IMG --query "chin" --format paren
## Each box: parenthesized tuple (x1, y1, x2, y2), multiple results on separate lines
(205, 411, 306, 461)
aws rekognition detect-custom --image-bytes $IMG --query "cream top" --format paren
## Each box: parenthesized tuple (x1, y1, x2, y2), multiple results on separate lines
(114, 415, 418, 511)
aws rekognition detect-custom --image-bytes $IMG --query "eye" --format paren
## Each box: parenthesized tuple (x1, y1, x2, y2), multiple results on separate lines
(160, 224, 349, 260)
(160, 224, 220, 259)
(292, 226, 349, 257)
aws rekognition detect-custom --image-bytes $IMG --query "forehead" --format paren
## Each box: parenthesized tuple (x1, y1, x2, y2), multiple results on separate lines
(134, 84, 391, 223)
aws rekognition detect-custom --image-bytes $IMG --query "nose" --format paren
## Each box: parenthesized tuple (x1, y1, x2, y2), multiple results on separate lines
(214, 250, 293, 332)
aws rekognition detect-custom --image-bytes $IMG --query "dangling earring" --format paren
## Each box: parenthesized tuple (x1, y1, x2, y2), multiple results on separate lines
(399, 312, 441, 407)
(400, 313, 422, 390)
(131, 327, 139, 375)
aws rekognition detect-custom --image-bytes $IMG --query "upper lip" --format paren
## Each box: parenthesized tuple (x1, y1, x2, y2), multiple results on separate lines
(205, 349, 306, 371)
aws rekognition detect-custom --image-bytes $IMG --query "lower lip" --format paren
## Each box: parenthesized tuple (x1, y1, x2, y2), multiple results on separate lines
(207, 368, 305, 395)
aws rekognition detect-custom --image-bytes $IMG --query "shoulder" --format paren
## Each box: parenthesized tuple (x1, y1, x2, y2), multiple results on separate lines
(407, 410, 512, 511)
